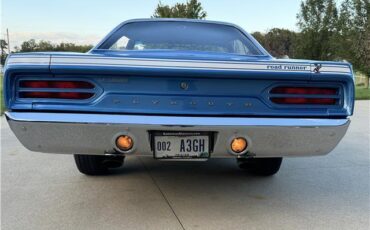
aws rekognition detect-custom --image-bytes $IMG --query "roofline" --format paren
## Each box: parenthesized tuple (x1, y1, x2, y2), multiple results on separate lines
(118, 18, 245, 28)
(91, 18, 272, 57)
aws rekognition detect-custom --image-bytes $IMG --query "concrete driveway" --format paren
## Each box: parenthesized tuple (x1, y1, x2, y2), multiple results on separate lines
(1, 101, 369, 230)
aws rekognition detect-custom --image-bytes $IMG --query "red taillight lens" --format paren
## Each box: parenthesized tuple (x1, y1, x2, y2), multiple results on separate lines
(20, 81, 94, 89)
(19, 80, 95, 100)
(271, 98, 337, 105)
(19, 92, 94, 99)
(270, 86, 338, 105)
(271, 87, 337, 95)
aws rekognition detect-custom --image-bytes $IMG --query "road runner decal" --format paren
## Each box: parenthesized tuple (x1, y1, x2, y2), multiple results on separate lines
(267, 65, 309, 71)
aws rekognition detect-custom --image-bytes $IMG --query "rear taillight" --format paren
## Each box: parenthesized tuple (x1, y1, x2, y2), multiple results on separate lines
(19, 92, 94, 99)
(19, 80, 94, 89)
(270, 86, 339, 105)
(18, 80, 95, 100)
(270, 87, 337, 95)
(271, 98, 337, 105)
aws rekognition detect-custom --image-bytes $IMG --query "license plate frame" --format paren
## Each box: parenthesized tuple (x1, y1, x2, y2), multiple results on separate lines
(151, 131, 213, 159)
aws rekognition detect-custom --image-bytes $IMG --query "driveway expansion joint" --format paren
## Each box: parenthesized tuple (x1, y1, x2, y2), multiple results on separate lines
(139, 157, 186, 230)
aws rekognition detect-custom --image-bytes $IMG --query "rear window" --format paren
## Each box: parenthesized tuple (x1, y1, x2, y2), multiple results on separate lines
(98, 21, 263, 56)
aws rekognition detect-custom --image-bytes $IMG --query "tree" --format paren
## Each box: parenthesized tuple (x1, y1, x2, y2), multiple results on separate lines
(251, 32, 265, 46)
(15, 39, 93, 53)
(1, 39, 8, 66)
(253, 29, 299, 58)
(38, 40, 54, 51)
(54, 42, 93, 52)
(297, 0, 369, 87)
(352, 0, 369, 88)
(336, 0, 356, 61)
(18, 39, 38, 52)
(337, 0, 369, 88)
(296, 0, 339, 60)
(153, 0, 207, 19)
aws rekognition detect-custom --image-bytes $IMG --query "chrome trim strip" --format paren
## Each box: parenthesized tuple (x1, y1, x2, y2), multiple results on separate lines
(5, 112, 349, 127)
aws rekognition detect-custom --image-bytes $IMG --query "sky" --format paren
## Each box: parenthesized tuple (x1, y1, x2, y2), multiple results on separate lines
(1, 0, 343, 51)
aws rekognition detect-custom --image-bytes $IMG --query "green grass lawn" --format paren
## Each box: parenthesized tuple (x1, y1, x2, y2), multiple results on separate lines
(354, 71, 370, 100)
(355, 86, 370, 100)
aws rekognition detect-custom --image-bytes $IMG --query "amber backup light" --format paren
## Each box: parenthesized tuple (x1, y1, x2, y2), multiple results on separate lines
(230, 137, 248, 154)
(115, 135, 134, 152)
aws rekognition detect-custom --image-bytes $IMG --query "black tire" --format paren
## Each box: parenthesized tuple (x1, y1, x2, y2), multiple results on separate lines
(237, 157, 282, 176)
(74, 154, 124, 175)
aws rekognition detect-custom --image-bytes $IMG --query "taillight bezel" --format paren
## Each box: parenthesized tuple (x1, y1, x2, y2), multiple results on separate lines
(267, 83, 343, 107)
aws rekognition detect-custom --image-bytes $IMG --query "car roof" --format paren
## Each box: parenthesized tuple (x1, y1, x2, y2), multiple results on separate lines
(118, 18, 243, 28)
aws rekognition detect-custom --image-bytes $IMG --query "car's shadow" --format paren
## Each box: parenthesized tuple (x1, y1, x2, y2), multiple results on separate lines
(110, 157, 265, 178)
(105, 157, 279, 198)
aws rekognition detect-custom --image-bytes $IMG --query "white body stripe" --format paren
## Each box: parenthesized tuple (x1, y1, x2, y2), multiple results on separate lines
(51, 56, 311, 73)
(314, 65, 351, 74)
(7, 56, 50, 65)
(7, 55, 352, 74)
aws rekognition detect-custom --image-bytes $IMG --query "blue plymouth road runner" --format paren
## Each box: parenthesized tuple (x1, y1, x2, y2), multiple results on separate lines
(4, 19, 354, 176)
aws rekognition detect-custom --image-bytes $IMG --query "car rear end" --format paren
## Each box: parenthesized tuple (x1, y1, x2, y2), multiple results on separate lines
(3, 19, 355, 176)
(4, 53, 354, 159)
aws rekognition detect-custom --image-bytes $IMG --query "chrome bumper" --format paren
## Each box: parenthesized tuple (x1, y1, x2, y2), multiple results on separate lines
(5, 112, 350, 157)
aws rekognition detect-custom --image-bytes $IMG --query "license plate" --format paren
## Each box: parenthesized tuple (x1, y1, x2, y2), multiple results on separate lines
(153, 132, 210, 159)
